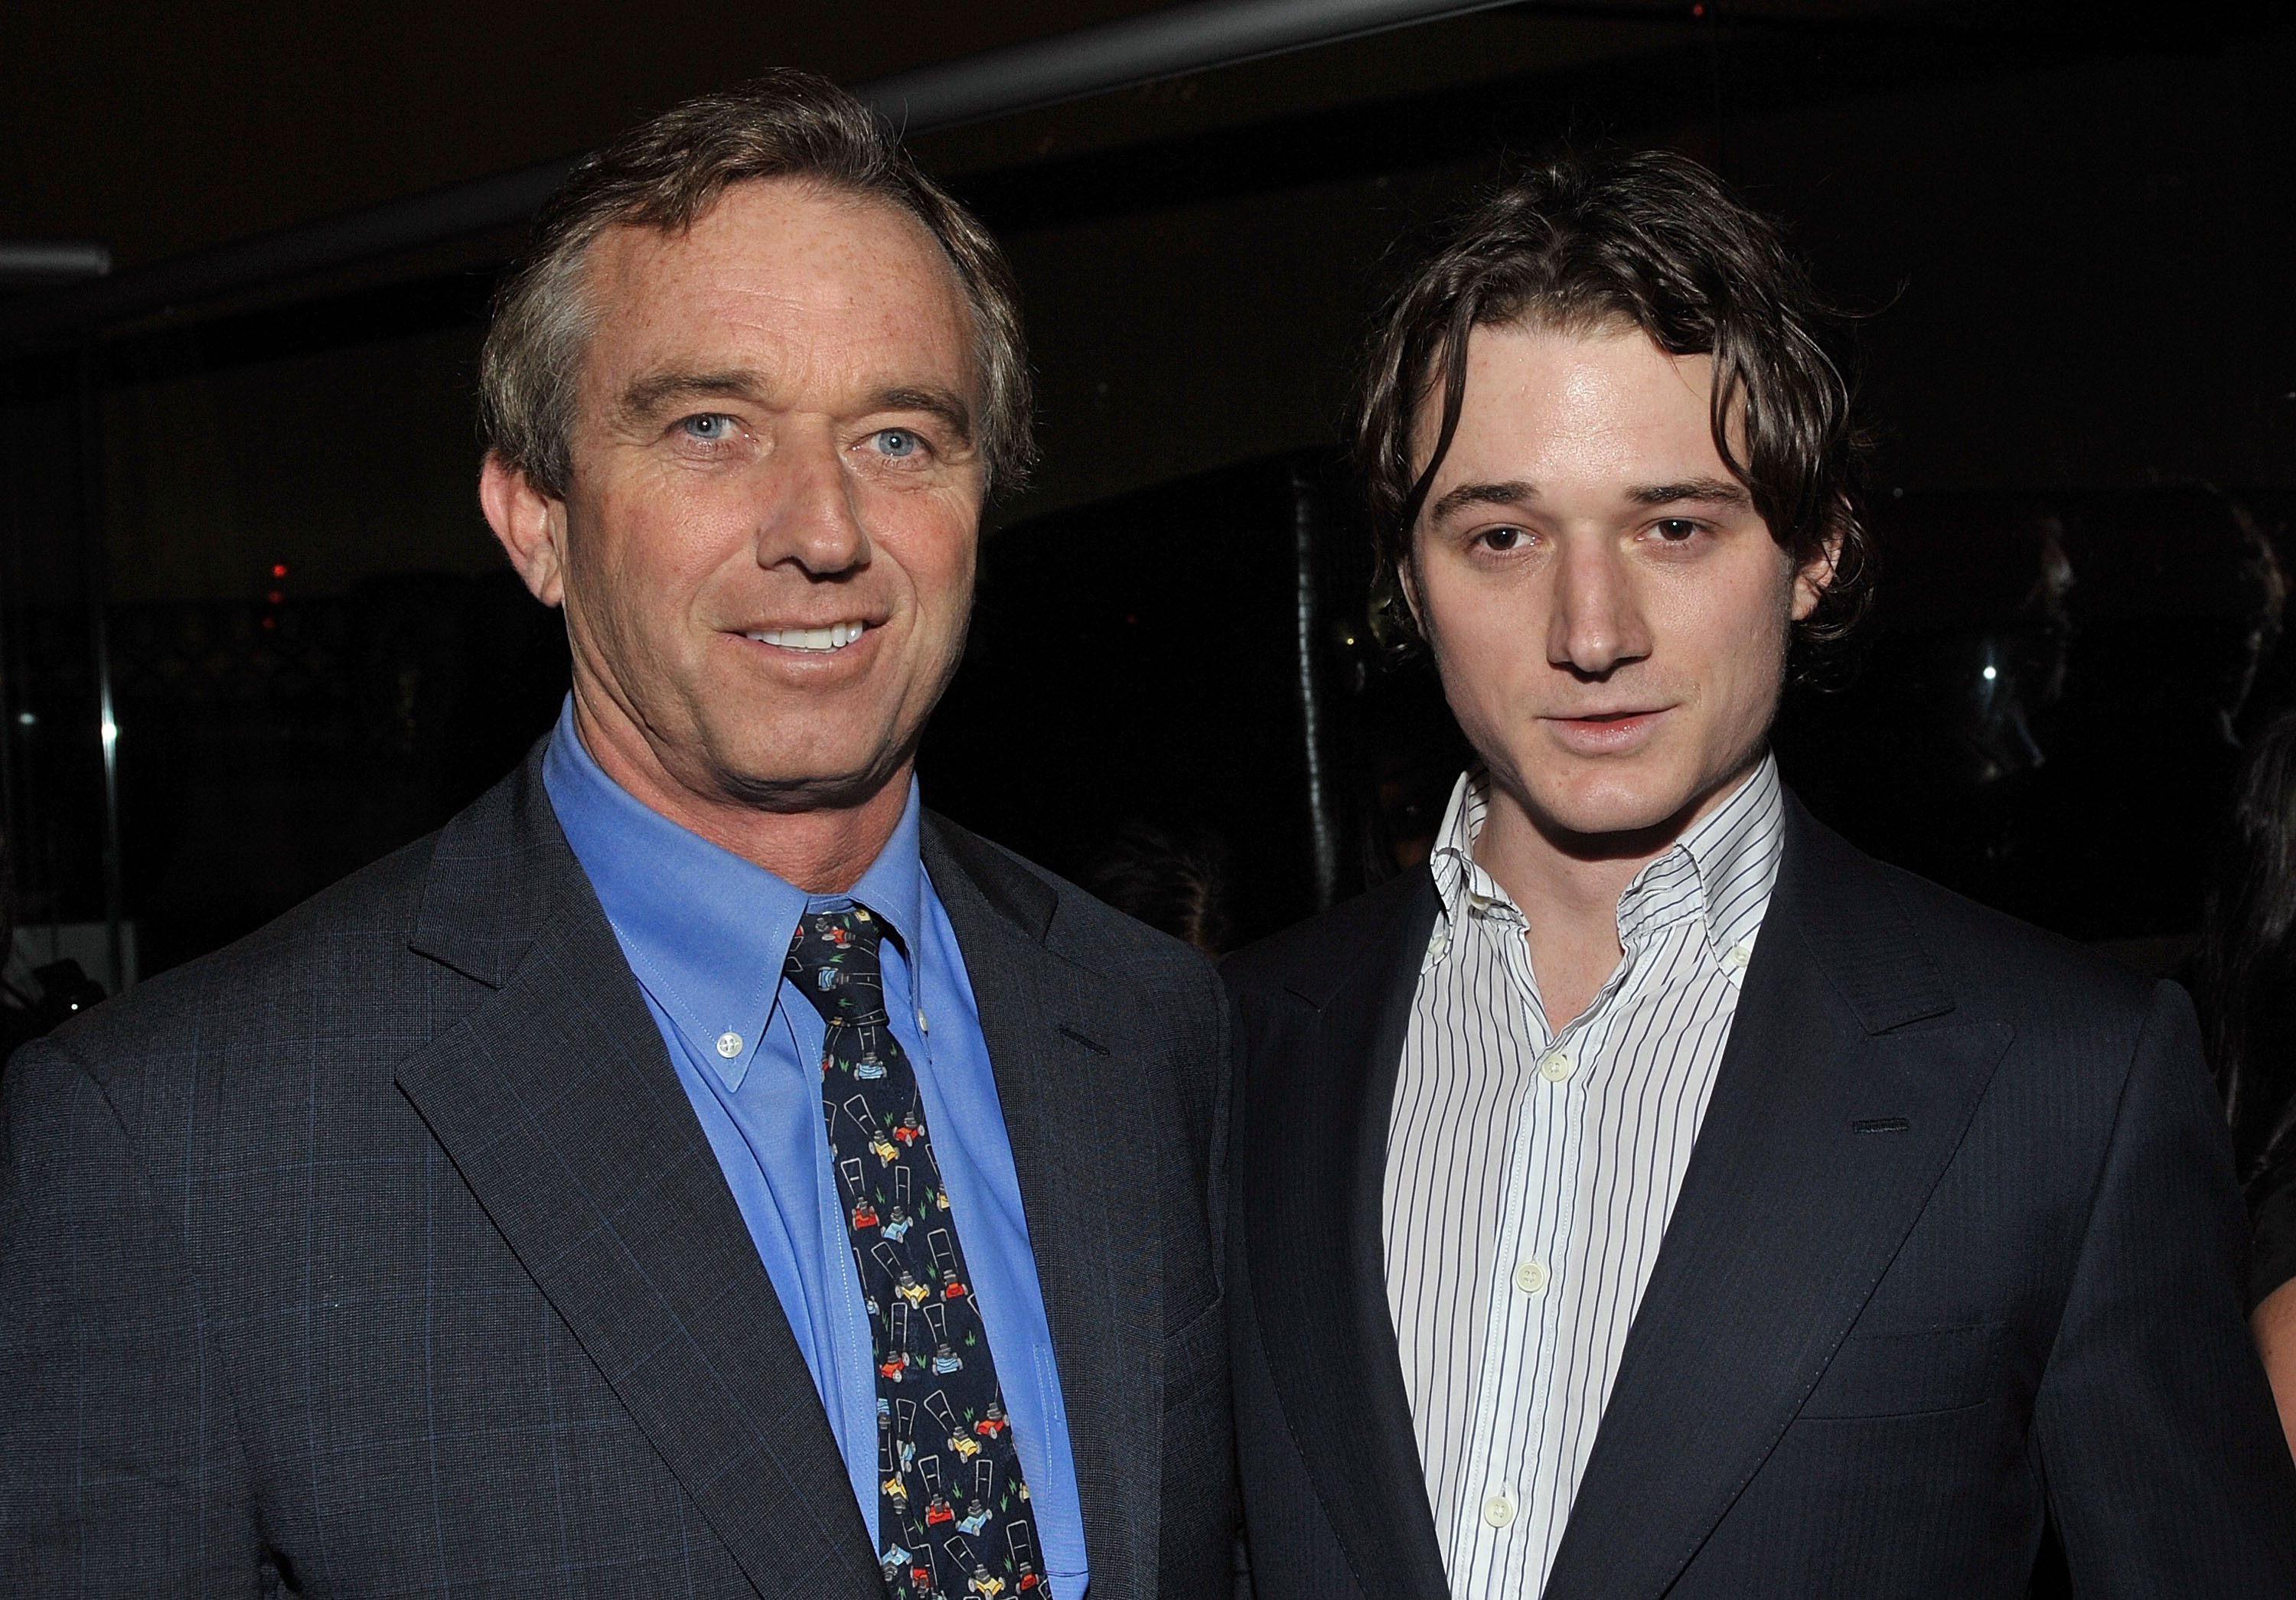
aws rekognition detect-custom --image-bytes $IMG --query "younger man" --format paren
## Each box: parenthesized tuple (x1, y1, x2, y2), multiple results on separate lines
(1228, 151, 2296, 1598)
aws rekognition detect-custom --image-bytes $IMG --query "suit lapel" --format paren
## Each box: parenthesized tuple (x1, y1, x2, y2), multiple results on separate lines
(1241, 868, 1452, 1600)
(1544, 800, 2012, 1600)
(922, 818, 1163, 1600)
(393, 755, 880, 1600)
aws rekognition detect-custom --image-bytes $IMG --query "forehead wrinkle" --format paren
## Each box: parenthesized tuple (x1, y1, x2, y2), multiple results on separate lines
(576, 182, 986, 460)
(657, 266, 974, 419)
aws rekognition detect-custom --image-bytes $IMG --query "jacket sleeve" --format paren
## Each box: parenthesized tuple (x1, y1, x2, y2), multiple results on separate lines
(0, 1038, 260, 1595)
(2033, 981, 2296, 1595)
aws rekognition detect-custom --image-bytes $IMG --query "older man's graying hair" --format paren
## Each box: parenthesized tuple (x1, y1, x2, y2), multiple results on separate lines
(478, 70, 1034, 499)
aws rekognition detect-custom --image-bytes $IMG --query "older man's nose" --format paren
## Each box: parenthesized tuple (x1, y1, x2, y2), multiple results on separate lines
(1547, 540, 1652, 676)
(758, 433, 871, 576)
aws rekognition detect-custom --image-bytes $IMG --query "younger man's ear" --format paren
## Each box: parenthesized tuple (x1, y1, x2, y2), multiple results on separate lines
(1397, 551, 1427, 634)
(479, 453, 569, 608)
(1789, 516, 1848, 624)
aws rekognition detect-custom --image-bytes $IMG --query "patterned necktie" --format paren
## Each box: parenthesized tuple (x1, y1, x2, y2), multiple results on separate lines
(785, 904, 1051, 1600)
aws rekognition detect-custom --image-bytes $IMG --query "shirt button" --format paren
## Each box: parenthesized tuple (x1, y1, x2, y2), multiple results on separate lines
(715, 1031, 743, 1059)
(1722, 941, 1753, 973)
(1540, 1048, 1574, 1083)
(1482, 1488, 1517, 1528)
(1428, 932, 1451, 960)
(1513, 1259, 1548, 1295)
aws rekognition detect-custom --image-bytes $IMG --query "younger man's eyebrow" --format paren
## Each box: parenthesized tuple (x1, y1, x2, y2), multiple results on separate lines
(1629, 476, 1752, 508)
(1428, 479, 1538, 523)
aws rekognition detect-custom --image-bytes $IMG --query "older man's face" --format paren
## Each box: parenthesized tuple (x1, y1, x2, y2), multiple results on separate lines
(535, 178, 985, 816)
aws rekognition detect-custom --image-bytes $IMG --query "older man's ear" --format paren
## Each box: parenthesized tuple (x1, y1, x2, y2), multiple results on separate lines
(479, 451, 568, 608)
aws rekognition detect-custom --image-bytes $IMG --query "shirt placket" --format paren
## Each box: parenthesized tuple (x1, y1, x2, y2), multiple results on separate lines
(1450, 895, 1650, 1594)
(1447, 897, 1569, 1589)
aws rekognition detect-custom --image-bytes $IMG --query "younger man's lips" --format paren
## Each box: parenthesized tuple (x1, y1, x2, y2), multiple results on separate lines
(1543, 707, 1671, 752)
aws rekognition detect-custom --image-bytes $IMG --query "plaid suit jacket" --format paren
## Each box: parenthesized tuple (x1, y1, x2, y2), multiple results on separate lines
(0, 748, 1234, 1598)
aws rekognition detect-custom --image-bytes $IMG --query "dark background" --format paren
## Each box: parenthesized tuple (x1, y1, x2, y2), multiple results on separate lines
(2, 0, 2291, 994)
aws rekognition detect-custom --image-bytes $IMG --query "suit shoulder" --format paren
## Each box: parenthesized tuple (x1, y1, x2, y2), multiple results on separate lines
(1782, 797, 2158, 1031)
(1789, 834, 2166, 1101)
(1222, 868, 1436, 1004)
(47, 826, 445, 1067)
(923, 812, 1217, 997)
(1863, 854, 2157, 1021)
(1056, 873, 1220, 998)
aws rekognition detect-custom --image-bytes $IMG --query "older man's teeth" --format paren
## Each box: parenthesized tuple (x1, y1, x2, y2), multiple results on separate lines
(746, 622, 866, 651)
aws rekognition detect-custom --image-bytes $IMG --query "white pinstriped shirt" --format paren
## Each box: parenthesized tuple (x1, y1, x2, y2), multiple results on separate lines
(1383, 754, 1784, 1598)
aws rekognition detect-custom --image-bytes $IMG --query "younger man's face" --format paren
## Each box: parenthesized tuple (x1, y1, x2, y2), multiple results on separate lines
(1405, 320, 1831, 845)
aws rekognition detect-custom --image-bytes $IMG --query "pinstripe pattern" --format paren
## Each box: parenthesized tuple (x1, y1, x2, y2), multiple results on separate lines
(1383, 754, 1782, 1597)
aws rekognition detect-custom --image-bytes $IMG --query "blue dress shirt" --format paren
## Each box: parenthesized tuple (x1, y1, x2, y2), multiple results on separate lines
(542, 702, 1088, 1593)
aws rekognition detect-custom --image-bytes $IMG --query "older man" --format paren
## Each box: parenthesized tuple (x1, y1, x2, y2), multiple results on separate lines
(0, 74, 1231, 1600)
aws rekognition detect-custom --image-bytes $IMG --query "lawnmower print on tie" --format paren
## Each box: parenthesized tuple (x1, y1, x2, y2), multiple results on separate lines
(788, 904, 1052, 1598)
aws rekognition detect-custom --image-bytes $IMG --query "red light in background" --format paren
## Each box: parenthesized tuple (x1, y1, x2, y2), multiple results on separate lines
(261, 616, 277, 631)
(271, 562, 289, 578)
(266, 591, 284, 605)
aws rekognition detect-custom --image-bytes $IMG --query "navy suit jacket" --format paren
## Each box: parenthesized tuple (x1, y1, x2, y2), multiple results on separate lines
(1225, 790, 2296, 1598)
(0, 748, 1235, 1598)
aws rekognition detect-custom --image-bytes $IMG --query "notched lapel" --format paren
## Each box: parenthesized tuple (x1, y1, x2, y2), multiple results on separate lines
(396, 822, 879, 1600)
(1547, 804, 2013, 1600)
(1241, 870, 1452, 1600)
(924, 823, 1163, 1600)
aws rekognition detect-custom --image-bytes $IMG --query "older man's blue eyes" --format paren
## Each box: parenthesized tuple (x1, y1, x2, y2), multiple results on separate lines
(673, 417, 925, 460)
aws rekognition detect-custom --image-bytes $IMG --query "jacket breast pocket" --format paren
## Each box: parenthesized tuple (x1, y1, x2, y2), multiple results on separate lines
(1799, 1323, 2001, 1419)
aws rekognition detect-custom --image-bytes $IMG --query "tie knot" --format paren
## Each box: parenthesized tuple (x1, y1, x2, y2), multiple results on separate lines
(784, 905, 889, 1025)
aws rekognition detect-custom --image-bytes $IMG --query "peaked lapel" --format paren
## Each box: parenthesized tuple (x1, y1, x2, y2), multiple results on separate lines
(392, 754, 880, 1600)
(1239, 868, 1453, 1600)
(1544, 797, 2013, 1600)
(921, 816, 1165, 1600)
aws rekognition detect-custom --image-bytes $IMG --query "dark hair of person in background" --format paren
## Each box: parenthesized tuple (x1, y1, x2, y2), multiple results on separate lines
(2193, 702, 2296, 1300)
(1352, 146, 1874, 655)
(1082, 820, 1233, 957)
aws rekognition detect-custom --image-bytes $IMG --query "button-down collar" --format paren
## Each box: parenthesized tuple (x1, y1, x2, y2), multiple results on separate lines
(1427, 753, 1785, 982)
(541, 699, 927, 1091)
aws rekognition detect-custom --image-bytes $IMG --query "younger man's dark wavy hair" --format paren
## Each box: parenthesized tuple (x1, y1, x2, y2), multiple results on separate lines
(1355, 148, 1873, 647)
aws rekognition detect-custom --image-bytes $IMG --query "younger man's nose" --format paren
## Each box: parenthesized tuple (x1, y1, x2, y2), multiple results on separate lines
(1546, 539, 1653, 676)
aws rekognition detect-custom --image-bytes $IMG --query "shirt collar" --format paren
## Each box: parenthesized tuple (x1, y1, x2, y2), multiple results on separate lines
(540, 697, 926, 1089)
(1427, 771, 1497, 926)
(1427, 752, 1785, 970)
(1665, 751, 1785, 961)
